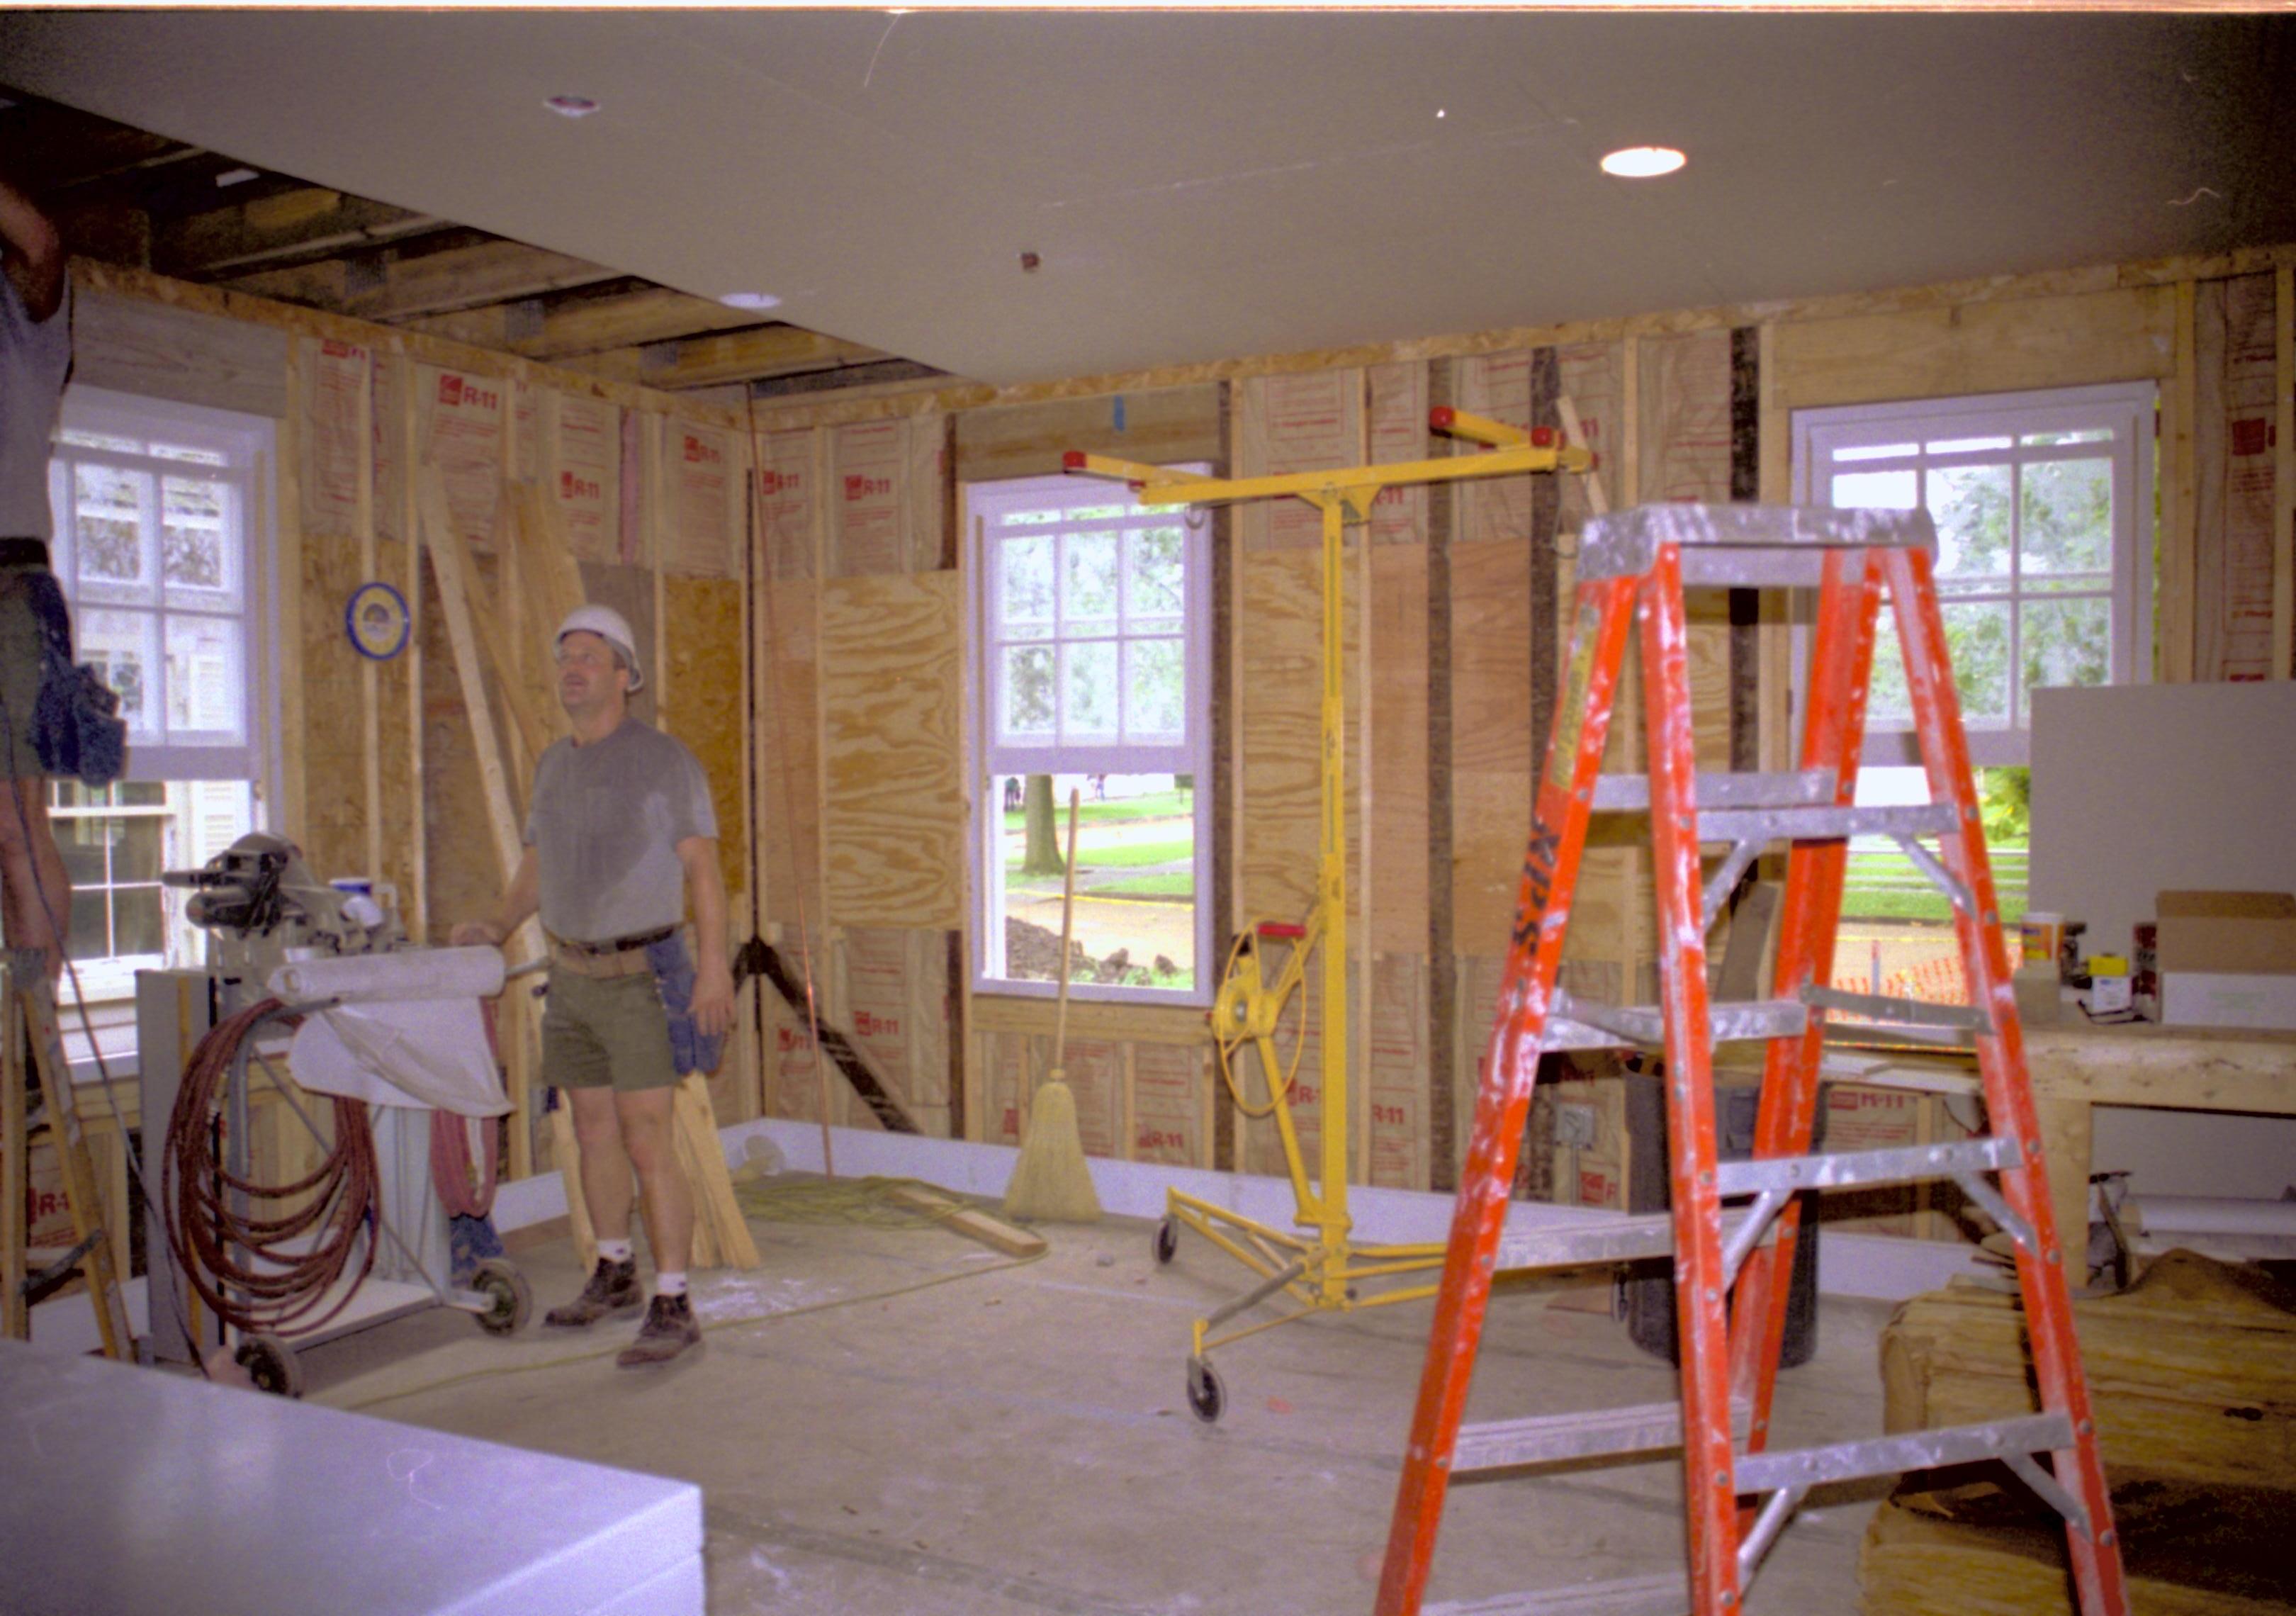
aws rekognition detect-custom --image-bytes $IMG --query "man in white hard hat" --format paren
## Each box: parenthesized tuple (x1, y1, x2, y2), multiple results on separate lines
(455, 604, 733, 1367)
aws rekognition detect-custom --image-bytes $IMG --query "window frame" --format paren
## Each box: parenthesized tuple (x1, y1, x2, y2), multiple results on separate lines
(43, 387, 279, 1004)
(1791, 381, 2154, 768)
(47, 386, 276, 784)
(966, 468, 1215, 1008)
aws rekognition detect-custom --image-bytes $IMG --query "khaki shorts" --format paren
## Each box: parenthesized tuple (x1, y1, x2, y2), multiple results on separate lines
(541, 967, 678, 1094)
(0, 561, 55, 780)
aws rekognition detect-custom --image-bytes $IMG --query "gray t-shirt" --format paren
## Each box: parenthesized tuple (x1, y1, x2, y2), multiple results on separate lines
(524, 717, 719, 944)
(0, 276, 70, 541)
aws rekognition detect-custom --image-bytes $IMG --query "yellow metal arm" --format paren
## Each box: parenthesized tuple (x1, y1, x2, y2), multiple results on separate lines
(1429, 407, 1530, 449)
(1067, 436, 1589, 515)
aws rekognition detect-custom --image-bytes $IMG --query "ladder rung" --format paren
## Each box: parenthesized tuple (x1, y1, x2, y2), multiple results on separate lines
(1803, 984, 1991, 1033)
(1495, 1206, 1762, 1272)
(1589, 769, 1831, 814)
(1429, 1571, 1690, 1616)
(1696, 802, 1959, 843)
(1735, 1411, 2073, 1496)
(1713, 1135, 2021, 1197)
(1455, 1398, 1750, 1476)
(1545, 992, 1806, 1051)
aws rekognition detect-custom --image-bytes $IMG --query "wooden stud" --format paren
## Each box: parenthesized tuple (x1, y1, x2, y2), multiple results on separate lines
(2164, 280, 2200, 683)
(2275, 265, 2294, 680)
(356, 345, 382, 890)
(274, 343, 309, 850)
(399, 340, 427, 940)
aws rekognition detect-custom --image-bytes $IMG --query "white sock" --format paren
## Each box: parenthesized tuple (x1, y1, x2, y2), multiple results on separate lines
(597, 1239, 634, 1264)
(654, 1271, 689, 1298)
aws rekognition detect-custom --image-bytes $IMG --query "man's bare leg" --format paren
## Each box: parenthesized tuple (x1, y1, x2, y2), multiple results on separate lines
(616, 1086, 692, 1275)
(567, 1084, 636, 1240)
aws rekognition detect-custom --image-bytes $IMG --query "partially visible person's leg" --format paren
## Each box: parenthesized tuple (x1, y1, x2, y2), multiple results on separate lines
(615, 1085, 692, 1277)
(0, 568, 64, 979)
(569, 1084, 638, 1242)
(541, 972, 643, 1328)
(0, 777, 66, 977)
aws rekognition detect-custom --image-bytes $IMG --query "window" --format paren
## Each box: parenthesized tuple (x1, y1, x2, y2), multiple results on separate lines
(969, 470, 1212, 1004)
(43, 389, 272, 999)
(1794, 381, 2152, 768)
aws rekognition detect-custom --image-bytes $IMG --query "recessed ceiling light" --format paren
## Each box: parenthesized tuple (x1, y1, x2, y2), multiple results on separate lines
(214, 166, 260, 188)
(719, 291, 782, 311)
(1436, 108, 1446, 120)
(544, 95, 600, 118)
(1600, 146, 1686, 179)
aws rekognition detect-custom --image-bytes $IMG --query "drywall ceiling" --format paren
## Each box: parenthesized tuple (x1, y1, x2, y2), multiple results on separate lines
(4, 9, 2289, 387)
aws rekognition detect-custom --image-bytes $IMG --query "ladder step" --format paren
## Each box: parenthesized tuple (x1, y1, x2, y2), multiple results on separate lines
(1429, 1571, 1689, 1616)
(1577, 503, 1939, 588)
(1496, 1206, 1762, 1272)
(1803, 984, 1991, 1033)
(1546, 992, 1806, 1051)
(1589, 769, 1831, 814)
(1455, 1398, 1750, 1476)
(1713, 1134, 2022, 1196)
(1736, 1411, 2074, 1496)
(1696, 802, 1959, 843)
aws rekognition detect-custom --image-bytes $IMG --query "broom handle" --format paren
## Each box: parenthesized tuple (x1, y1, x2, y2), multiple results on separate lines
(1051, 788, 1080, 1073)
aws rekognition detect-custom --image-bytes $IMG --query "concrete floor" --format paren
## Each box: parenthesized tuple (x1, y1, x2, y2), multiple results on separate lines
(298, 1187, 1896, 1615)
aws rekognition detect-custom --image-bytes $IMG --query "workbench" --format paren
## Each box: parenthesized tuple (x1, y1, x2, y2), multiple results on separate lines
(2025, 1021, 2296, 1259)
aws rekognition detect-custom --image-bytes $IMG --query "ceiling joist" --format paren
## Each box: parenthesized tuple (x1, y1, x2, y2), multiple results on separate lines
(400, 281, 763, 362)
(154, 189, 448, 281)
(225, 235, 624, 325)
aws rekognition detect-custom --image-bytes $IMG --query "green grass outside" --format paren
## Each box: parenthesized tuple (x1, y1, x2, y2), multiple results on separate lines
(1004, 837, 1191, 877)
(1001, 789, 1191, 831)
(1841, 847, 2029, 925)
(1087, 872, 1195, 899)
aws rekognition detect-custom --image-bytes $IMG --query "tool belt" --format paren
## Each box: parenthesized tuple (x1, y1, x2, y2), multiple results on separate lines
(546, 925, 677, 980)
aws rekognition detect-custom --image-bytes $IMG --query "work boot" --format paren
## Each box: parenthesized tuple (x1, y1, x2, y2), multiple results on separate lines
(544, 1256, 641, 1328)
(615, 1293, 702, 1368)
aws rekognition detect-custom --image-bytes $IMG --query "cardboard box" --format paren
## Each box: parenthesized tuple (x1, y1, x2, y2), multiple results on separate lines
(2160, 972, 2296, 1031)
(2154, 890, 2296, 976)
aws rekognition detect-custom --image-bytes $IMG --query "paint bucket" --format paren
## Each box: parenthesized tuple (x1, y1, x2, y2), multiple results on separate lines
(2020, 911, 2065, 971)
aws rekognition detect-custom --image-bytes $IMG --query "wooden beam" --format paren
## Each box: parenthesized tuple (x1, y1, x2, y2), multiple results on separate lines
(154, 189, 443, 280)
(227, 236, 621, 324)
(561, 324, 887, 391)
(750, 357, 945, 400)
(2275, 263, 2293, 680)
(2163, 280, 2199, 684)
(0, 92, 190, 194)
(403, 282, 760, 361)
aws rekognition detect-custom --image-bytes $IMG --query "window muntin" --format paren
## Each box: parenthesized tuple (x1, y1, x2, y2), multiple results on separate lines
(1794, 383, 2151, 768)
(969, 471, 1212, 1005)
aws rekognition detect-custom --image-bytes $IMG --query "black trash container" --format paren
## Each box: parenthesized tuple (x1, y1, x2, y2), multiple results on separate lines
(1621, 1064, 1821, 1368)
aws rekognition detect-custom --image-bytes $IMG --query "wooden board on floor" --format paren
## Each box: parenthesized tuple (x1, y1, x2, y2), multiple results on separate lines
(882, 1184, 1048, 1258)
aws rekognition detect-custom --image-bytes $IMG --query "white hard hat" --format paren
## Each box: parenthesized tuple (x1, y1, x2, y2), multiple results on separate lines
(556, 605, 645, 692)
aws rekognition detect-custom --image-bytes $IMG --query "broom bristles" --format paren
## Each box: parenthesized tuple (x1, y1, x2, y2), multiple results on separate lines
(1002, 1071, 1101, 1223)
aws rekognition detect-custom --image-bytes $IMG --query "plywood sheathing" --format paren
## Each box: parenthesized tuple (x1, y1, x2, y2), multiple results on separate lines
(819, 573, 965, 930)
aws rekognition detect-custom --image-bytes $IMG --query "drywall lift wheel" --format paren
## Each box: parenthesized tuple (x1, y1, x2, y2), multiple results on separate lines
(235, 1332, 305, 1399)
(1186, 1354, 1225, 1424)
(1152, 1215, 1179, 1267)
(471, 1258, 532, 1336)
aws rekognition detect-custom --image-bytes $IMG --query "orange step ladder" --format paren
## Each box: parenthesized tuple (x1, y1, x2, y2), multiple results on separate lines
(1374, 505, 2127, 1616)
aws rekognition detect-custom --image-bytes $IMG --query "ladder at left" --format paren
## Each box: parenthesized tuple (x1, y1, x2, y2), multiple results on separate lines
(1, 950, 135, 1359)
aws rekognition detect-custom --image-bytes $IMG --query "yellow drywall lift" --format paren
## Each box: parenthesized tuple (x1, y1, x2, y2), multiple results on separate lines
(1066, 407, 1589, 1420)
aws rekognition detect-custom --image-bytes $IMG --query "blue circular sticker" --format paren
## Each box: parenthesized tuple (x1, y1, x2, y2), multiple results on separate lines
(346, 581, 410, 661)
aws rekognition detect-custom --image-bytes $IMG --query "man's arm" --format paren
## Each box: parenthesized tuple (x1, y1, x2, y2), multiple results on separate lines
(0, 176, 65, 323)
(451, 846, 539, 948)
(677, 835, 735, 1041)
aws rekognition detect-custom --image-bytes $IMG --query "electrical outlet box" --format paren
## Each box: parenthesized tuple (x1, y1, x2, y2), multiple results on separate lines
(1555, 1101, 1599, 1150)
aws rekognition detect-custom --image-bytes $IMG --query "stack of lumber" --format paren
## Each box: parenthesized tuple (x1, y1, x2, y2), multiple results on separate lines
(1860, 1250, 2296, 1615)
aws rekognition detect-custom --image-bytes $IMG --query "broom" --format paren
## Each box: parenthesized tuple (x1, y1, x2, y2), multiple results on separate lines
(1002, 788, 1101, 1223)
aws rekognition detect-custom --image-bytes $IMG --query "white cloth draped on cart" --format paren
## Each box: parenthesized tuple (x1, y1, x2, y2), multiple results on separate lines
(270, 948, 511, 1117)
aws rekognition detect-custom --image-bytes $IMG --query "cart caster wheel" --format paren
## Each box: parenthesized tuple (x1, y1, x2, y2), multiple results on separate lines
(235, 1333, 304, 1399)
(471, 1258, 532, 1336)
(1186, 1355, 1225, 1424)
(1152, 1215, 1178, 1267)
